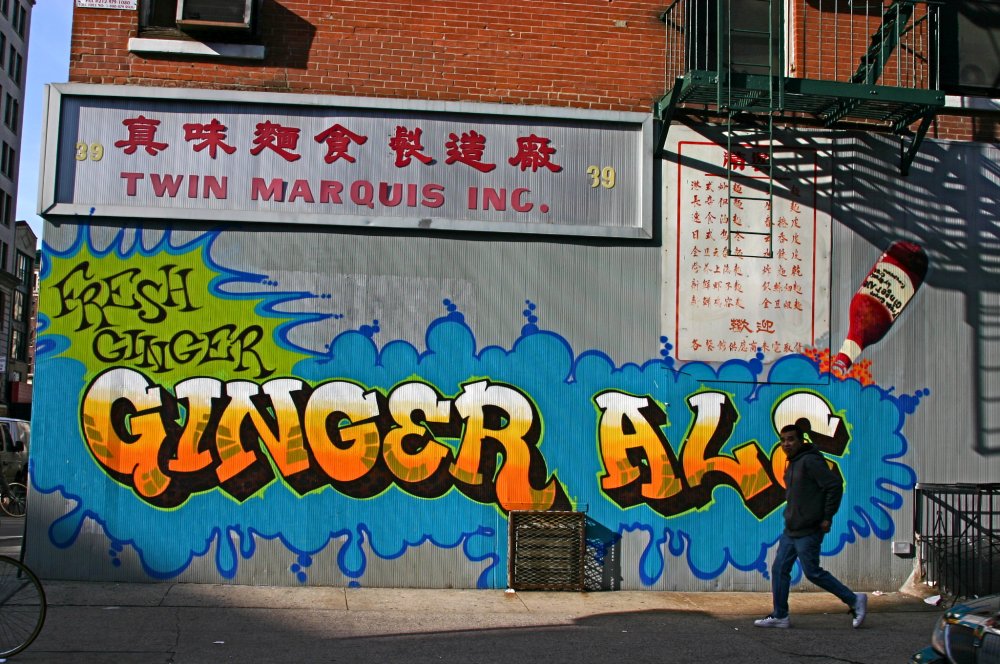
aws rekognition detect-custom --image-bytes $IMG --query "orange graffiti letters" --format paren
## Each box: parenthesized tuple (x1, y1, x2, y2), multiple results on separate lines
(594, 389, 849, 518)
(81, 368, 569, 512)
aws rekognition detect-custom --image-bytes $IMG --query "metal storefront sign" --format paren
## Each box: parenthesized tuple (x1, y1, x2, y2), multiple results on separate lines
(41, 84, 653, 238)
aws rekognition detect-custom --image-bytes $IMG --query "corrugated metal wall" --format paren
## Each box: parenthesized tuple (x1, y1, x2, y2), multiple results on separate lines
(26, 132, 1000, 591)
(836, 134, 1000, 479)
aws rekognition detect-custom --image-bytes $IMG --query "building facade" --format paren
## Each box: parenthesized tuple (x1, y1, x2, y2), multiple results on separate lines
(28, 1, 1000, 591)
(0, 0, 30, 417)
(8, 219, 33, 417)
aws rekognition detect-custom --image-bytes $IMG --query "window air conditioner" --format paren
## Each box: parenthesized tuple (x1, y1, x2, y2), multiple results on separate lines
(176, 0, 255, 33)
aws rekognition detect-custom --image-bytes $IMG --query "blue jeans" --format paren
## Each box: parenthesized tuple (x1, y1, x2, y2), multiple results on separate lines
(771, 531, 857, 618)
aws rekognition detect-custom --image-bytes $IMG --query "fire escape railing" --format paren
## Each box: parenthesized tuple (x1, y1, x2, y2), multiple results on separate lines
(656, 0, 945, 174)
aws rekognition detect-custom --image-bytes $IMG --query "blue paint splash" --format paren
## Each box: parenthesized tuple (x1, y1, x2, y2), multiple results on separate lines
(32, 227, 922, 588)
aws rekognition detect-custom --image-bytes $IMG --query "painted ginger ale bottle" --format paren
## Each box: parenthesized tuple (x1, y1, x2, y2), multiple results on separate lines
(832, 241, 928, 375)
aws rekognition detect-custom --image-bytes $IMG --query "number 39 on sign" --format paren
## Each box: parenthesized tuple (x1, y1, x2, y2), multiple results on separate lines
(586, 165, 616, 189)
(75, 142, 104, 162)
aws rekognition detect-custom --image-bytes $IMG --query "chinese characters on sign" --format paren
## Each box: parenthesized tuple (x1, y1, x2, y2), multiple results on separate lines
(46, 87, 652, 238)
(111, 114, 563, 172)
(663, 130, 831, 364)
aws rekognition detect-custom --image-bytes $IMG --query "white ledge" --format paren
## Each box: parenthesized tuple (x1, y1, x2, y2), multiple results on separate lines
(128, 37, 265, 60)
(944, 95, 1000, 113)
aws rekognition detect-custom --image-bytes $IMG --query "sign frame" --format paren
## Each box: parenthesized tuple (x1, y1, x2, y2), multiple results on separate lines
(40, 84, 654, 239)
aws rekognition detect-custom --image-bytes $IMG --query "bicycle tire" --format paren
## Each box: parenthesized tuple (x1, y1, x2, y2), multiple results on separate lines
(0, 555, 46, 657)
(0, 483, 26, 518)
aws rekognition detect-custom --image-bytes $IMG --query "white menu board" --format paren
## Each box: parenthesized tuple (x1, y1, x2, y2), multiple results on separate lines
(662, 126, 832, 364)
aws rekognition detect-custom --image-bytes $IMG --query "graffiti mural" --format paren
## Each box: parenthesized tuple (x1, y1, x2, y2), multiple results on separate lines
(81, 370, 569, 511)
(32, 226, 924, 588)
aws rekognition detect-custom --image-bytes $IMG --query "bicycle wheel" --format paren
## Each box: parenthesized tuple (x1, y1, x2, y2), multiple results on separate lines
(0, 483, 25, 518)
(0, 555, 45, 657)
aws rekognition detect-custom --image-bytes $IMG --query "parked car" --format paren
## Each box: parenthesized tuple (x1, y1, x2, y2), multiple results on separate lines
(912, 595, 1000, 663)
(0, 418, 27, 485)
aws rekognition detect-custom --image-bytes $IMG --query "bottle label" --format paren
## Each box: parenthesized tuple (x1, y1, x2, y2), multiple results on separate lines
(858, 263, 914, 320)
(836, 339, 863, 365)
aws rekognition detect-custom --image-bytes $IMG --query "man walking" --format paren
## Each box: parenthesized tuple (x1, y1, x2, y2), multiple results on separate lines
(754, 423, 867, 629)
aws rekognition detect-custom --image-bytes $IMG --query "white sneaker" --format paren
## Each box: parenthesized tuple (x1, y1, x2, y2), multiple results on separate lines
(754, 615, 790, 628)
(851, 593, 868, 628)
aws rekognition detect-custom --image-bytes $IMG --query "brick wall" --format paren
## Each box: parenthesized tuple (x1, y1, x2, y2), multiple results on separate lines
(794, 1, 935, 90)
(70, 1, 669, 113)
(69, 1, 998, 141)
(930, 114, 1000, 142)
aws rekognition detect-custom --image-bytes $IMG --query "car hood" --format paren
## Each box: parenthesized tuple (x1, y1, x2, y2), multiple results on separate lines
(946, 595, 1000, 632)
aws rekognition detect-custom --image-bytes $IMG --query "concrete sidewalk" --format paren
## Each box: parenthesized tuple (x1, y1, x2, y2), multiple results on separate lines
(8, 580, 943, 663)
(39, 579, 941, 617)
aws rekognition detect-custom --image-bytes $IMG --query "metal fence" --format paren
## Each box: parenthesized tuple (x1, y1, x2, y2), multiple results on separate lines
(914, 483, 1000, 598)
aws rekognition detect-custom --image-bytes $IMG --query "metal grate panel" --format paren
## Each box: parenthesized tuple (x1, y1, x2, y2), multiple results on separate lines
(509, 511, 586, 591)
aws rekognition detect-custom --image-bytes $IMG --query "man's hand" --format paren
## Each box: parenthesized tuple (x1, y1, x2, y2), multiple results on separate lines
(819, 520, 832, 533)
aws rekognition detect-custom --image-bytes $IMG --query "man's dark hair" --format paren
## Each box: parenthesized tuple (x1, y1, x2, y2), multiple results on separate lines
(780, 423, 804, 440)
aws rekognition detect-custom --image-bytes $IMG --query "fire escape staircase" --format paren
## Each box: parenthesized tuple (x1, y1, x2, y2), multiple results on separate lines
(655, 0, 946, 175)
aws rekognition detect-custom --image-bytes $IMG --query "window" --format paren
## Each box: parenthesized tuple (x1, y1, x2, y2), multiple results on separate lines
(939, 1, 1000, 96)
(146, 0, 179, 28)
(14, 4, 25, 38)
(11, 52, 20, 88)
(3, 93, 17, 131)
(681, 0, 783, 76)
(0, 241, 7, 272)
(5, 47, 20, 87)
(176, 0, 253, 31)
(12, 290, 22, 323)
(0, 0, 8, 19)
(0, 192, 11, 227)
(14, 251, 29, 286)
(141, 0, 258, 38)
(10, 328, 23, 361)
(0, 143, 15, 180)
(0, 34, 6, 69)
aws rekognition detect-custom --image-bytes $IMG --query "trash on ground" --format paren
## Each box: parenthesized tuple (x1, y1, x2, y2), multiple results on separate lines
(924, 595, 942, 606)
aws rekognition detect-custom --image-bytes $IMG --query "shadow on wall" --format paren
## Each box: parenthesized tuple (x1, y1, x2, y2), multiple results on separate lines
(832, 133, 1000, 458)
(264, 0, 316, 70)
(673, 124, 1000, 456)
(585, 517, 622, 591)
(972, 116, 1000, 143)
